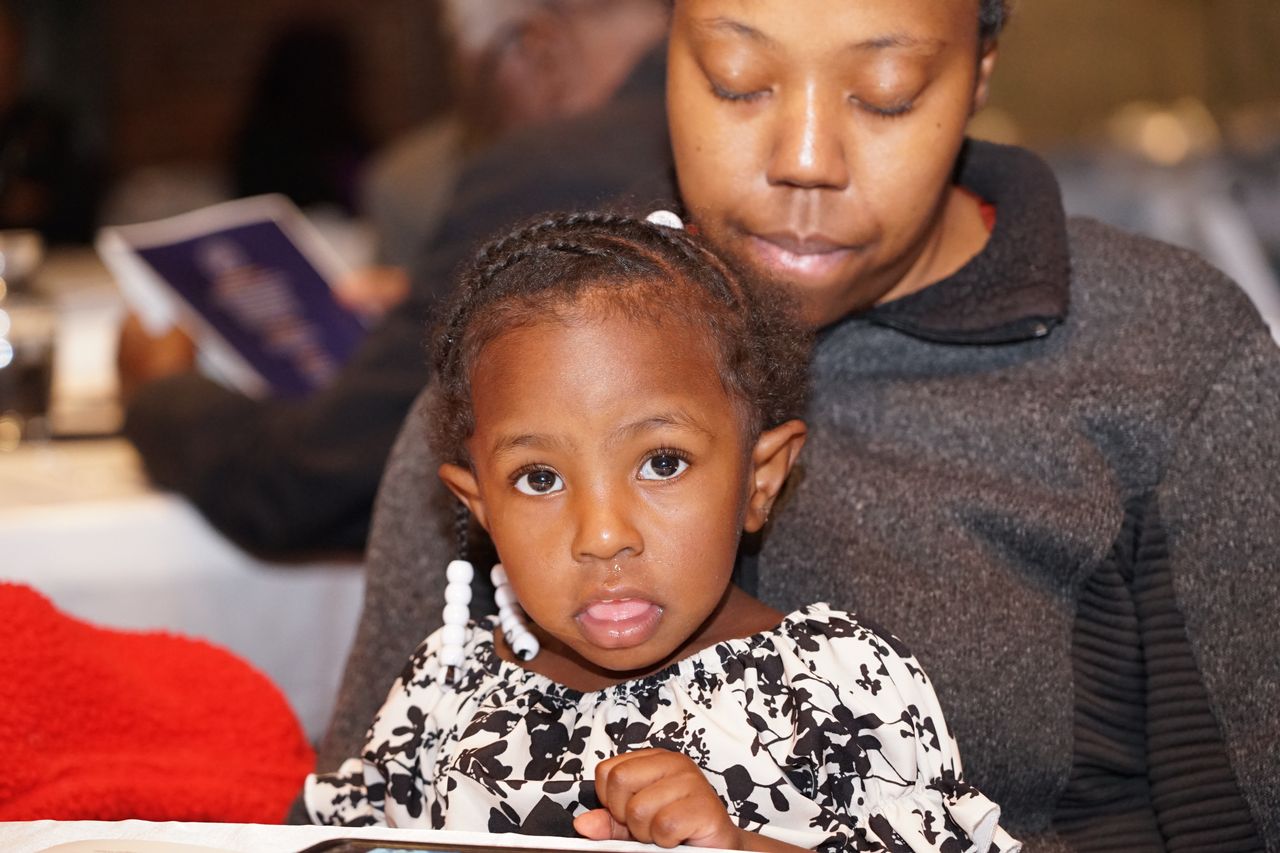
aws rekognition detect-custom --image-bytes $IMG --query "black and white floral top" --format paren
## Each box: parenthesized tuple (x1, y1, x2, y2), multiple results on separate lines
(307, 604, 1019, 852)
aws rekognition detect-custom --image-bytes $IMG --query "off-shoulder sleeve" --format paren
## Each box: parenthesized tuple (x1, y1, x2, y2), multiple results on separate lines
(305, 628, 452, 827)
(785, 607, 1021, 853)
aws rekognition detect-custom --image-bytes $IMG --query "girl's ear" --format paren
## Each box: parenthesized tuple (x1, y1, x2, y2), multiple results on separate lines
(438, 463, 490, 531)
(972, 40, 999, 115)
(743, 419, 807, 534)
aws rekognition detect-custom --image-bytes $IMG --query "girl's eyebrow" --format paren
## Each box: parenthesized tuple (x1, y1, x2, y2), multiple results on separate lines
(489, 412, 712, 459)
(490, 432, 573, 458)
(610, 411, 713, 443)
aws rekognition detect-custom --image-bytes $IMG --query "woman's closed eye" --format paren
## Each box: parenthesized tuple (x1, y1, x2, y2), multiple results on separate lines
(638, 451, 690, 481)
(852, 95, 915, 118)
(513, 466, 564, 495)
(710, 80, 769, 103)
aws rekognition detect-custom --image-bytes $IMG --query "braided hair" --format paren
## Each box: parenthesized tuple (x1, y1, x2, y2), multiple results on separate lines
(429, 211, 811, 467)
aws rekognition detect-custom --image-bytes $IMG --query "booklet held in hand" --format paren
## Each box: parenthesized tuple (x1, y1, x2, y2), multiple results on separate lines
(97, 195, 367, 398)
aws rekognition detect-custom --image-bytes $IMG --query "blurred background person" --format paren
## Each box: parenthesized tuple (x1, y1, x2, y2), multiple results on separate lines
(351, 0, 659, 315)
(119, 0, 672, 555)
(365, 0, 639, 270)
(0, 1, 99, 244)
(231, 20, 373, 217)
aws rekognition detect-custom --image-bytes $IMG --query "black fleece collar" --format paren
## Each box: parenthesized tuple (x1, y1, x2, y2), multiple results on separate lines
(863, 140, 1072, 344)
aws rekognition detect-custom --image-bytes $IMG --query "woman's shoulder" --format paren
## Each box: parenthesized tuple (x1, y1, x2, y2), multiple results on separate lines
(1065, 216, 1263, 339)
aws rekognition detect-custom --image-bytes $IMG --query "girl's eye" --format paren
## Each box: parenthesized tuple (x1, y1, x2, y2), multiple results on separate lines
(638, 453, 689, 481)
(514, 468, 564, 495)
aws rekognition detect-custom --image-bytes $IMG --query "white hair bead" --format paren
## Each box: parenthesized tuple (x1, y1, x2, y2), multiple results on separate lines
(511, 632, 539, 661)
(442, 602, 469, 626)
(441, 555, 540, 684)
(441, 624, 467, 647)
(645, 209, 684, 230)
(490, 564, 508, 587)
(446, 559, 474, 584)
(444, 583, 472, 606)
(439, 645, 466, 668)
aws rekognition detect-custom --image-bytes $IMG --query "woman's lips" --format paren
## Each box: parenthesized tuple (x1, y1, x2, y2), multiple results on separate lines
(746, 232, 860, 280)
(576, 598, 663, 649)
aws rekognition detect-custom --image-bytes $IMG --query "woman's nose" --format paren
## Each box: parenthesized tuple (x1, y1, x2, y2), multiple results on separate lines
(571, 485, 643, 563)
(766, 82, 850, 191)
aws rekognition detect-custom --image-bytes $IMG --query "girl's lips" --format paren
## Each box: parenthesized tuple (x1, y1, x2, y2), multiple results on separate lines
(576, 598, 663, 649)
(746, 233, 859, 280)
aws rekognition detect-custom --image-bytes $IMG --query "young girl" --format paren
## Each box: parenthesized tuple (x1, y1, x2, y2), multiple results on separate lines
(307, 212, 1019, 853)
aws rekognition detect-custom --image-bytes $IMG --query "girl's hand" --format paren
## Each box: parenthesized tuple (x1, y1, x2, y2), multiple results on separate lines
(573, 748, 744, 849)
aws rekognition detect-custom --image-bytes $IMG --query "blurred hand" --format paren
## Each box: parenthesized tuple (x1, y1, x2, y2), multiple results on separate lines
(117, 313, 196, 403)
(333, 265, 411, 320)
(574, 749, 746, 849)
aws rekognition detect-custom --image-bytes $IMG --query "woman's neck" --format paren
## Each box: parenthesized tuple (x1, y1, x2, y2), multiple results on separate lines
(876, 183, 993, 307)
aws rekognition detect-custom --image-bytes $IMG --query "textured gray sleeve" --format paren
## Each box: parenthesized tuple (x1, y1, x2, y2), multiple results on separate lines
(1162, 326, 1280, 848)
(313, 387, 461, 773)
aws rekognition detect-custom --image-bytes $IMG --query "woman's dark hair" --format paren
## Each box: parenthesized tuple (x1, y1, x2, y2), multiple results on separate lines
(430, 211, 811, 466)
(979, 0, 1012, 43)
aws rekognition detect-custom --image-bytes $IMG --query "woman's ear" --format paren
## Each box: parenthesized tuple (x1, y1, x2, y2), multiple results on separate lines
(438, 463, 489, 531)
(743, 419, 807, 534)
(972, 40, 999, 115)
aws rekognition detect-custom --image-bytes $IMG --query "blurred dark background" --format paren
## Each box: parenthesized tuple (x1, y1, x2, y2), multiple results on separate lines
(4, 0, 1280, 303)
(10, 0, 448, 182)
(8, 0, 1278, 201)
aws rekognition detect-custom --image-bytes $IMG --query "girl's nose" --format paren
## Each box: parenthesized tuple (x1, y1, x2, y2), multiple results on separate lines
(571, 486, 643, 563)
(766, 82, 850, 191)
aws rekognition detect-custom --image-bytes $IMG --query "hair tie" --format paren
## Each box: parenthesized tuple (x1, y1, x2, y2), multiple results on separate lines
(645, 209, 684, 230)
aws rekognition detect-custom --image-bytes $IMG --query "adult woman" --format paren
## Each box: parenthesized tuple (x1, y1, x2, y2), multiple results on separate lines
(317, 2, 1279, 848)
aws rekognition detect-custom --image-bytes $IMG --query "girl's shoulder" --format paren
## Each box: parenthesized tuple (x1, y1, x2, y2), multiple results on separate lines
(395, 616, 502, 691)
(703, 603, 934, 698)
(767, 603, 921, 668)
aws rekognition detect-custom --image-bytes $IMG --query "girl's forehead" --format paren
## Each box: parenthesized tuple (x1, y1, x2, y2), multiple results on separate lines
(469, 310, 748, 443)
(484, 300, 722, 368)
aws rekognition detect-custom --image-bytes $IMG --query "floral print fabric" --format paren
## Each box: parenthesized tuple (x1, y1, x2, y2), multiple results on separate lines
(307, 603, 1019, 852)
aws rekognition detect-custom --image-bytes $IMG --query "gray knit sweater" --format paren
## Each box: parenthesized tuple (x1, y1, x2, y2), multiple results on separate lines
(311, 143, 1279, 850)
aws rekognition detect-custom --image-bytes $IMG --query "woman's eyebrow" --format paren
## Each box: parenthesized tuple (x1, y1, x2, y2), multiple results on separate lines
(851, 33, 947, 53)
(692, 18, 945, 56)
(694, 16, 776, 46)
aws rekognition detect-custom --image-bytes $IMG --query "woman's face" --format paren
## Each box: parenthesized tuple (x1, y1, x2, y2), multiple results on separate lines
(668, 0, 996, 326)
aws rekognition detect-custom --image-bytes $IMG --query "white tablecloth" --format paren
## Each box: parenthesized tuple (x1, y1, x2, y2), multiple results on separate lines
(0, 820, 689, 853)
(0, 439, 364, 740)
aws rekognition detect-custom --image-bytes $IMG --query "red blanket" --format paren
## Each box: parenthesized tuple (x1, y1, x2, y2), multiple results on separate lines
(0, 583, 315, 822)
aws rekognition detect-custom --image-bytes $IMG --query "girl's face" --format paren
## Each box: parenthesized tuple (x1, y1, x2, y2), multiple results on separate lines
(667, 0, 997, 326)
(440, 304, 803, 681)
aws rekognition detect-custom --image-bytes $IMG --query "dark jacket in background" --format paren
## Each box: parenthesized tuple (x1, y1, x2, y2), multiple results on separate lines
(123, 51, 671, 555)
(312, 142, 1280, 850)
